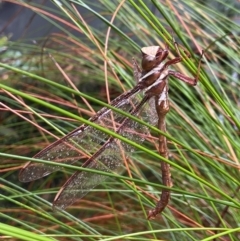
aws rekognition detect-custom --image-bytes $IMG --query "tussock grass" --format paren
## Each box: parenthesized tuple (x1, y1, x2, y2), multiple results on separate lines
(0, 0, 239, 240)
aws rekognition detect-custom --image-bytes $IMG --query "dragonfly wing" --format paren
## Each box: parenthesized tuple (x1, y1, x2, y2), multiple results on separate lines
(19, 87, 148, 182)
(53, 96, 158, 210)
(19, 87, 159, 211)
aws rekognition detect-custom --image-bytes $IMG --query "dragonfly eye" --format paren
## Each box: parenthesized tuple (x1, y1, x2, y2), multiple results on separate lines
(141, 55, 157, 71)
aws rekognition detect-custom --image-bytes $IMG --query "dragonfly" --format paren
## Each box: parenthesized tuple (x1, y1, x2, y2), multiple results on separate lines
(19, 39, 201, 219)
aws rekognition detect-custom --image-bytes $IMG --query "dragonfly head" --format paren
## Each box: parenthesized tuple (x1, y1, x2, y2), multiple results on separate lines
(141, 46, 168, 71)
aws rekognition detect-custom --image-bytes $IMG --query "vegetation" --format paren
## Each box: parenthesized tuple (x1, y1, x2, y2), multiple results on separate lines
(0, 0, 239, 240)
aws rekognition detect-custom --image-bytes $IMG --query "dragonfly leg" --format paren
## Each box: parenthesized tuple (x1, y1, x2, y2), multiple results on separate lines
(163, 39, 203, 85)
(132, 57, 142, 83)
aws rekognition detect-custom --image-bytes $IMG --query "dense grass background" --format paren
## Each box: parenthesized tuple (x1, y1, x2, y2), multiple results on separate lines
(0, 0, 240, 240)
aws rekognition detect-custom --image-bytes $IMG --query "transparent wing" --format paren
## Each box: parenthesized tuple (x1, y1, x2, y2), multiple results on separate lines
(19, 88, 158, 210)
(19, 88, 142, 182)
